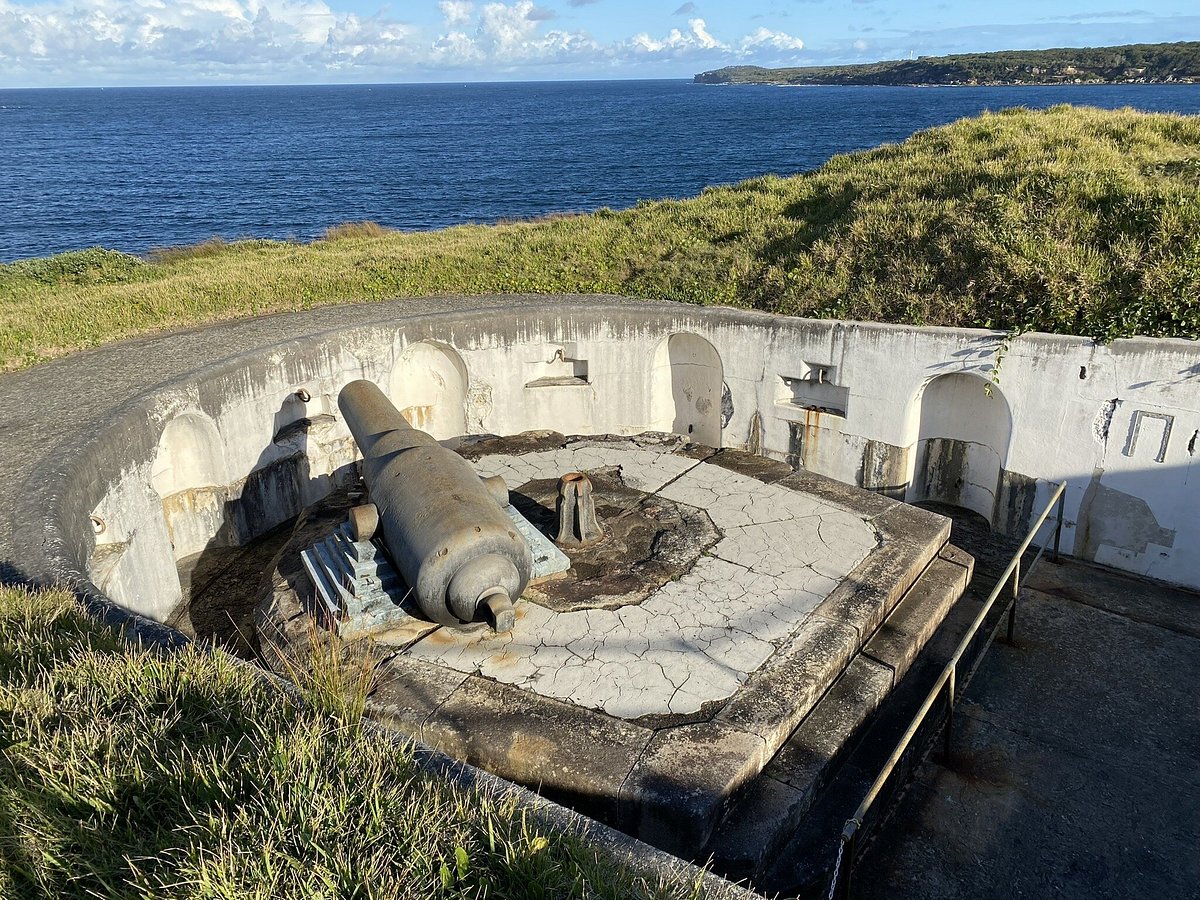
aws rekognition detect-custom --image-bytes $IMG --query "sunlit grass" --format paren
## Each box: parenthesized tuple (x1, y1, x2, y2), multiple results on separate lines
(2, 104, 1199, 371)
(321, 221, 394, 241)
(0, 585, 705, 899)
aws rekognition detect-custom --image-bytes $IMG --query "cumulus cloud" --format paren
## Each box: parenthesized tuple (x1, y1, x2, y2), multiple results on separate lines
(687, 17, 721, 49)
(739, 25, 802, 51)
(438, 0, 473, 26)
(0, 0, 808, 84)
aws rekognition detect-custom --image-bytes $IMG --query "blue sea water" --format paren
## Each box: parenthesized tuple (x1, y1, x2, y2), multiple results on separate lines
(2, 80, 1200, 262)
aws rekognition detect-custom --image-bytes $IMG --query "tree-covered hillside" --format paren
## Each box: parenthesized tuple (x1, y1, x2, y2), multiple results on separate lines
(695, 42, 1200, 86)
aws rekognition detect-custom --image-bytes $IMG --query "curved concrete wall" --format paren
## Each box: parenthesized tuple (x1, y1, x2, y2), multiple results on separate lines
(4, 297, 1197, 624)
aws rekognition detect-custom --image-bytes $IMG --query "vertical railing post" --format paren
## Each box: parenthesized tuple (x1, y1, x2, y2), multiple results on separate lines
(830, 482, 1065, 895)
(835, 820, 859, 900)
(942, 667, 956, 758)
(1052, 488, 1065, 563)
(1005, 557, 1020, 645)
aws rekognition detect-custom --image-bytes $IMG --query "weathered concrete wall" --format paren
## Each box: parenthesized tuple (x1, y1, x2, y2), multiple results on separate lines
(908, 374, 1013, 522)
(60, 301, 1198, 621)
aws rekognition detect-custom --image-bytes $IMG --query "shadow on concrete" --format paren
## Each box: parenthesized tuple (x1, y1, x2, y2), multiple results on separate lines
(0, 559, 31, 588)
(176, 401, 353, 659)
(851, 545, 1200, 900)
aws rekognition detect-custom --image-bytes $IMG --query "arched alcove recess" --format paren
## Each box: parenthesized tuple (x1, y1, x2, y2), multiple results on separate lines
(650, 333, 724, 447)
(907, 374, 1012, 524)
(388, 342, 469, 441)
(150, 412, 230, 558)
(151, 412, 227, 498)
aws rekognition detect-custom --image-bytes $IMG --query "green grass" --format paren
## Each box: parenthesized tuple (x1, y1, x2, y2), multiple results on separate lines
(0, 585, 705, 899)
(2, 104, 1199, 371)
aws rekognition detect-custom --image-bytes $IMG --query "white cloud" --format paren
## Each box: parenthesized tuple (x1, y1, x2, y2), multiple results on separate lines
(438, 0, 472, 27)
(740, 25, 802, 52)
(686, 17, 722, 50)
(0, 0, 809, 84)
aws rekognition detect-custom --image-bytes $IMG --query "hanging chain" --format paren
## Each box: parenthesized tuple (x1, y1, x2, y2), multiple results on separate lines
(827, 837, 847, 900)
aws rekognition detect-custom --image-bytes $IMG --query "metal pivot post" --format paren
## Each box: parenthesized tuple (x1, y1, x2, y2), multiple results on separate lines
(555, 472, 603, 548)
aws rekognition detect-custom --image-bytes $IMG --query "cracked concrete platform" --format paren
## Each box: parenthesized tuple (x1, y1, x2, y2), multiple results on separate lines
(260, 432, 960, 859)
(407, 439, 877, 720)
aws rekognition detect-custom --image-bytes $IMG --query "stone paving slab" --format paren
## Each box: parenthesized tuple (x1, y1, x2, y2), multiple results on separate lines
(619, 721, 769, 855)
(716, 615, 862, 747)
(711, 544, 975, 884)
(710, 655, 895, 881)
(368, 655, 471, 733)
(863, 552, 973, 680)
(472, 445, 702, 497)
(812, 502, 950, 641)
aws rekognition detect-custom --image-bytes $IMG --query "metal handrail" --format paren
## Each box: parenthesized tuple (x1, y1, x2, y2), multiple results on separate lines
(829, 480, 1068, 900)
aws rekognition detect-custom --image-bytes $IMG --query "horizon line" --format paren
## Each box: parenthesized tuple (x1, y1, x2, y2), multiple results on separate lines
(2, 74, 700, 91)
(4, 40, 1195, 93)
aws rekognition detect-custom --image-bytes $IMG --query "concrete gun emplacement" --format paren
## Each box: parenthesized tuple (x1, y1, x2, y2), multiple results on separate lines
(338, 379, 532, 632)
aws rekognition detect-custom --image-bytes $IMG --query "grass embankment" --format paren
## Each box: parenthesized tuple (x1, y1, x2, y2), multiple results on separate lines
(0, 586, 701, 899)
(2, 104, 1199, 371)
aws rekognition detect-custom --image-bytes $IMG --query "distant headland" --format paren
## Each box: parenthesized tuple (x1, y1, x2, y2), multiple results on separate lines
(695, 41, 1200, 87)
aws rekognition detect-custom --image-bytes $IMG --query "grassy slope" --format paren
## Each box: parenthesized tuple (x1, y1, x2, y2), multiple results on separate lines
(0, 585, 703, 899)
(2, 104, 1199, 372)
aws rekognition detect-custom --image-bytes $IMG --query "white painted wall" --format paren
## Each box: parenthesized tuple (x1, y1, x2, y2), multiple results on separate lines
(85, 305, 1200, 623)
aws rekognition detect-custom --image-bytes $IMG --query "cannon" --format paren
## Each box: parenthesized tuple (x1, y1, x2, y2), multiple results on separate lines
(337, 379, 531, 632)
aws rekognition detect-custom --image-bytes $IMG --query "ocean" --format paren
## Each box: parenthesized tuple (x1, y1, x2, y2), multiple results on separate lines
(3, 80, 1200, 262)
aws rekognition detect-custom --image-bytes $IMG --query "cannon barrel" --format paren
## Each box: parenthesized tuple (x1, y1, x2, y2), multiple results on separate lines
(338, 379, 531, 631)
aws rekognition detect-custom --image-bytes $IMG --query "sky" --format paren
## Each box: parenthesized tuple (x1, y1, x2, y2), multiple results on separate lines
(0, 0, 1196, 87)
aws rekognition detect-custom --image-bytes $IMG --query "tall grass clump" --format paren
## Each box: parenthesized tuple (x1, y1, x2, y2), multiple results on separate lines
(0, 585, 705, 899)
(322, 221, 394, 241)
(146, 236, 232, 263)
(2, 105, 1198, 371)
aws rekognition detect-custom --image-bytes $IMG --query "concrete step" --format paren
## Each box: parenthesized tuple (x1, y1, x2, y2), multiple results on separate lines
(753, 580, 1001, 898)
(303, 529, 409, 623)
(812, 502, 954, 653)
(707, 546, 974, 884)
(864, 543, 974, 684)
(312, 535, 354, 589)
